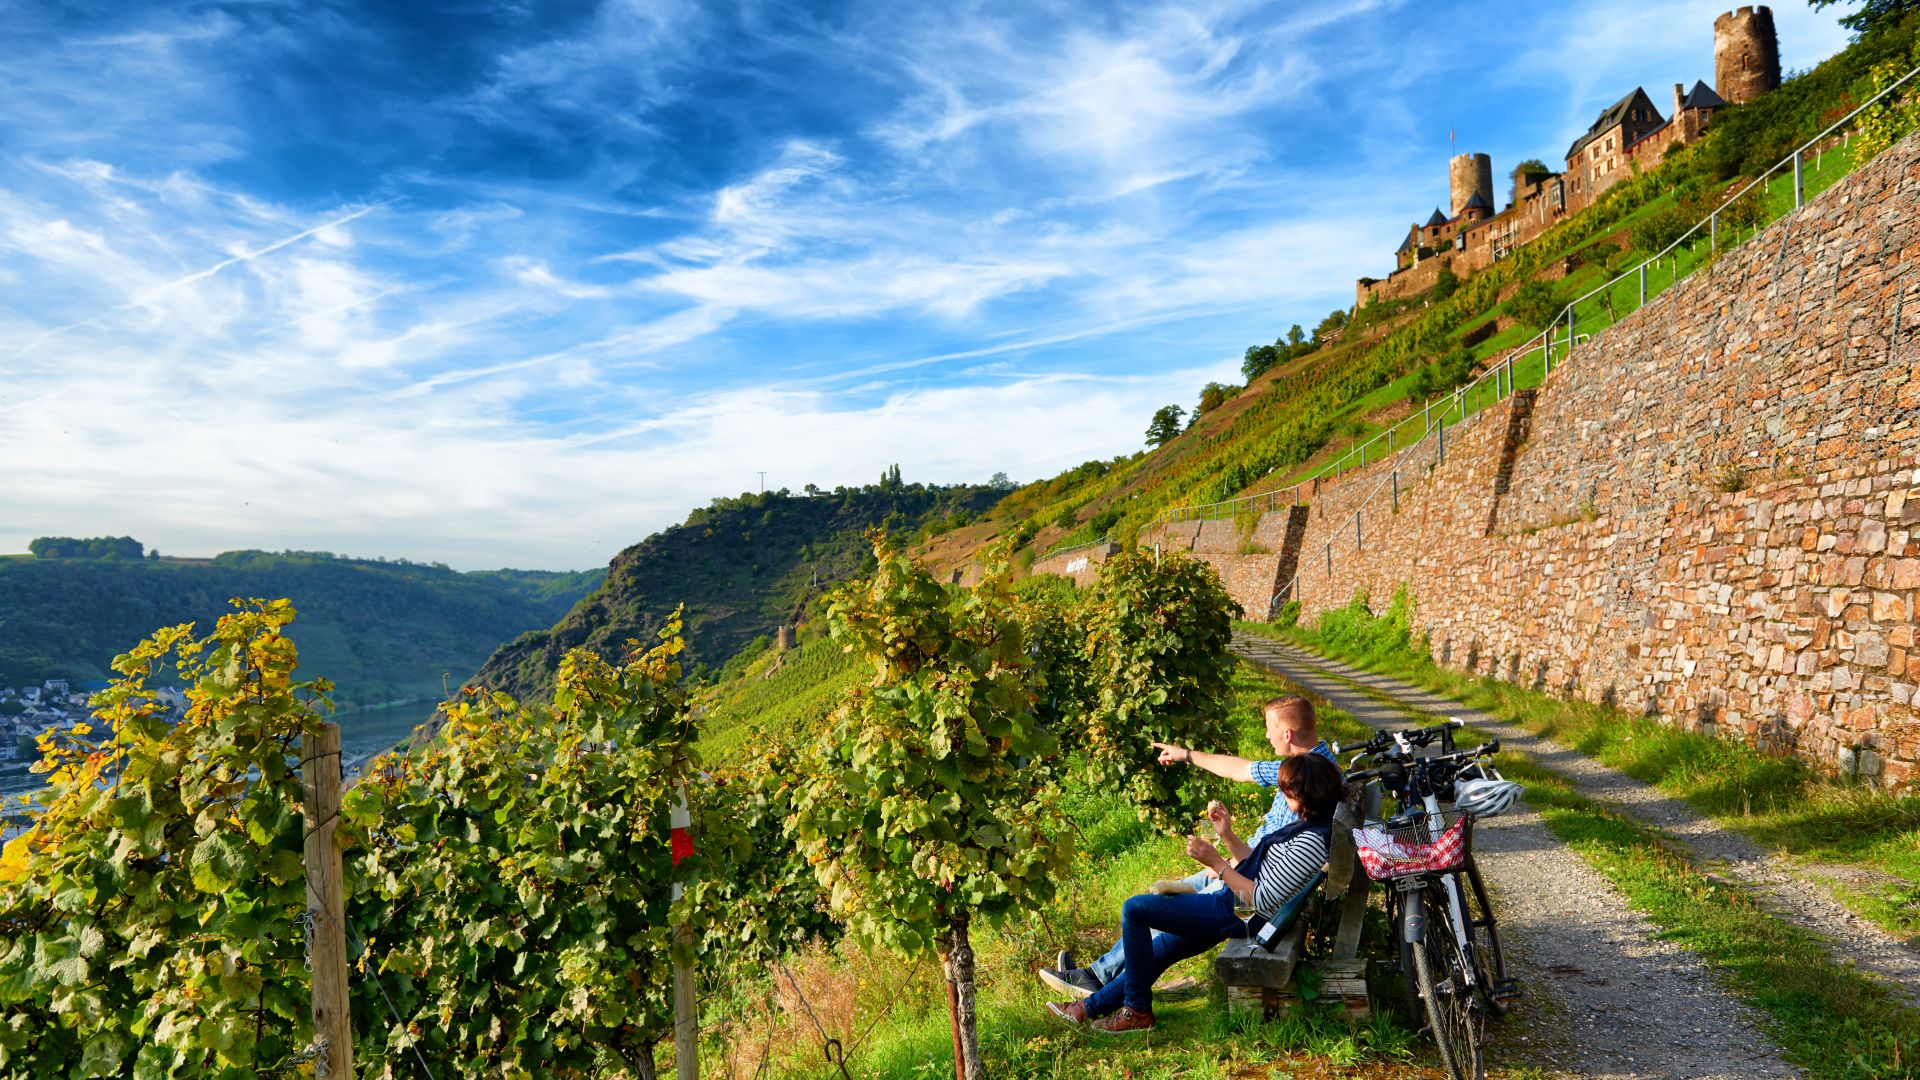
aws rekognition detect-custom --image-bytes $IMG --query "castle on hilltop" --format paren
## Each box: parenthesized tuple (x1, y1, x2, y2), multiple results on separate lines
(1358, 6, 1781, 306)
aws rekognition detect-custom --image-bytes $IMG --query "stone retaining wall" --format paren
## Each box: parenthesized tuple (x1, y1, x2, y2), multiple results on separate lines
(1146, 129, 1920, 789)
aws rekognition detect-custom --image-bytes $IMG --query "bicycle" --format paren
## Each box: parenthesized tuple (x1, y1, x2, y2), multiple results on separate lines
(1335, 719, 1523, 1080)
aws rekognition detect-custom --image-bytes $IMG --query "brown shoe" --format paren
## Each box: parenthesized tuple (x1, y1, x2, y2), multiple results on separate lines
(1046, 1000, 1089, 1025)
(1090, 1006, 1154, 1035)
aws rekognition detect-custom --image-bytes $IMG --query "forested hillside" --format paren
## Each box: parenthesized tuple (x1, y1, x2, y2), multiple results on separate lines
(0, 550, 601, 707)
(469, 475, 1007, 699)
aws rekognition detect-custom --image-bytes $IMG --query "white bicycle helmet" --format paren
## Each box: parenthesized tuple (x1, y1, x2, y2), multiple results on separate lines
(1453, 777, 1525, 818)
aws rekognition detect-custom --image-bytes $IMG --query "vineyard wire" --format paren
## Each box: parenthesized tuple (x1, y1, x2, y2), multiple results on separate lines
(775, 961, 854, 1080)
(346, 922, 440, 1080)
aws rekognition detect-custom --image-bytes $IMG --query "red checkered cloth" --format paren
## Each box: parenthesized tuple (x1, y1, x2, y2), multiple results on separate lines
(1352, 818, 1467, 880)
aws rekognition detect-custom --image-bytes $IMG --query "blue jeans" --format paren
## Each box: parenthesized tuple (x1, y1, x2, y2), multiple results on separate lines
(1083, 889, 1252, 1017)
(1086, 869, 1218, 985)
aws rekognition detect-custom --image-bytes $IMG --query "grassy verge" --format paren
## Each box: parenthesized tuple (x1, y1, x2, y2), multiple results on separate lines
(1494, 758, 1920, 1080)
(725, 662, 1437, 1078)
(1236, 604, 1920, 942)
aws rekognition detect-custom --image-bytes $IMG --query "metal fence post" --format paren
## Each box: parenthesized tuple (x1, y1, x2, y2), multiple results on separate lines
(303, 723, 352, 1080)
(1392, 469, 1399, 511)
(1711, 212, 1717, 252)
(1793, 151, 1803, 209)
(1639, 264, 1646, 306)
(1325, 542, 1332, 575)
(1438, 416, 1446, 463)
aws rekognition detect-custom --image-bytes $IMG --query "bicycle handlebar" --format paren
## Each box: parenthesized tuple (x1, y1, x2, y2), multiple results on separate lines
(1331, 716, 1463, 757)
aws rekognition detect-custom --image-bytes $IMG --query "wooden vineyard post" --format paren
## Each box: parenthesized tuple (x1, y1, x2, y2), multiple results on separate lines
(671, 781, 699, 1080)
(302, 723, 352, 1077)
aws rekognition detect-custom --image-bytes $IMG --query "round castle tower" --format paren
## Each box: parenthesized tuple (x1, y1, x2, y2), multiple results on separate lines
(1448, 153, 1494, 218)
(1715, 6, 1780, 105)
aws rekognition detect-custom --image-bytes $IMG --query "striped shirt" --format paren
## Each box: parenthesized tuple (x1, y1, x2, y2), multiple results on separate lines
(1245, 741, 1338, 842)
(1251, 828, 1331, 917)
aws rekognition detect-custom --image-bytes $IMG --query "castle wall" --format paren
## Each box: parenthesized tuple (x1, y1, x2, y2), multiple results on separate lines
(1159, 130, 1920, 789)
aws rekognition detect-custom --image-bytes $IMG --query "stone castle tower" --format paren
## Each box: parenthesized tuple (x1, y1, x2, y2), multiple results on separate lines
(1715, 6, 1781, 105)
(1448, 152, 1493, 217)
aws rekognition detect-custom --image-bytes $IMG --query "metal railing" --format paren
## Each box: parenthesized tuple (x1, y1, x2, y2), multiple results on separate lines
(1039, 532, 1113, 559)
(1155, 61, 1920, 531)
(1253, 62, 1920, 611)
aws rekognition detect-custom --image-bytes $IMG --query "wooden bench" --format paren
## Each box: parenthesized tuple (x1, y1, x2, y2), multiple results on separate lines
(1216, 793, 1377, 1019)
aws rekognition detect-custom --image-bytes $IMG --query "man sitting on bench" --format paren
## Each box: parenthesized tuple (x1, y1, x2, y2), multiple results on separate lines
(1044, 753, 1344, 1034)
(1038, 695, 1338, 999)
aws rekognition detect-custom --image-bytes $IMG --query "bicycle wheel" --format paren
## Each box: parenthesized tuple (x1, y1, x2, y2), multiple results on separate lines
(1461, 856, 1513, 1015)
(1410, 886, 1485, 1080)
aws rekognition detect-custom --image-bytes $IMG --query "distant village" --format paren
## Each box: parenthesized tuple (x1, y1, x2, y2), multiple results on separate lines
(1358, 6, 1783, 306)
(0, 679, 185, 782)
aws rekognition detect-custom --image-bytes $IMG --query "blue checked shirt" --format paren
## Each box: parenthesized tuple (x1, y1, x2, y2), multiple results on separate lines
(1245, 741, 1338, 844)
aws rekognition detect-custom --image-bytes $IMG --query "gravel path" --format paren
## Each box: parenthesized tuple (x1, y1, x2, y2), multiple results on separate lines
(1228, 634, 1920, 1016)
(1230, 634, 1798, 1078)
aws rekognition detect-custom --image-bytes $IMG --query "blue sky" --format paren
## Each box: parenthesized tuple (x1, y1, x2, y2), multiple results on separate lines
(0, 0, 1851, 569)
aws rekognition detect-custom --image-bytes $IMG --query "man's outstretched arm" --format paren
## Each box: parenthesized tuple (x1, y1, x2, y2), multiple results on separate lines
(1150, 740, 1255, 783)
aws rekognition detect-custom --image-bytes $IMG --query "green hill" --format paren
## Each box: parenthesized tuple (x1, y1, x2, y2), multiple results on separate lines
(0, 550, 602, 708)
(469, 477, 1007, 700)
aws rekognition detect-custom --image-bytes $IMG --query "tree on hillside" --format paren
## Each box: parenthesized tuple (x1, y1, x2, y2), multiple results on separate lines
(1241, 343, 1281, 381)
(1432, 262, 1460, 300)
(1194, 381, 1237, 419)
(1145, 404, 1185, 447)
(1508, 279, 1563, 330)
(790, 536, 1071, 1080)
(1285, 324, 1307, 353)
(1313, 308, 1349, 342)
(987, 471, 1016, 491)
(1812, 0, 1919, 35)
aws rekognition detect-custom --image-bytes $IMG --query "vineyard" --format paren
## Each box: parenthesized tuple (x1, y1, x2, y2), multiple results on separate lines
(0, 539, 1293, 1078)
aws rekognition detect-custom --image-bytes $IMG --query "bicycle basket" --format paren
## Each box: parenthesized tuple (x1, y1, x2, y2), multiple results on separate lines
(1351, 811, 1468, 880)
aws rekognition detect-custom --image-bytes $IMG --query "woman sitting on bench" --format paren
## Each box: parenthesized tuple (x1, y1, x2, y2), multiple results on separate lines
(1047, 752, 1343, 1034)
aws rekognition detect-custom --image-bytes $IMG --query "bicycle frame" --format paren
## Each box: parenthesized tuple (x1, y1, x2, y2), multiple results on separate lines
(1391, 732, 1480, 995)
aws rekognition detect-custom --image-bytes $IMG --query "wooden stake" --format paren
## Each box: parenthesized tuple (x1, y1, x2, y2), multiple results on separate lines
(303, 723, 352, 1079)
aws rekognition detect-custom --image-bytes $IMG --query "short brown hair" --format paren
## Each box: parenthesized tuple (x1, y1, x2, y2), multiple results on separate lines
(1265, 696, 1317, 738)
(1276, 753, 1342, 823)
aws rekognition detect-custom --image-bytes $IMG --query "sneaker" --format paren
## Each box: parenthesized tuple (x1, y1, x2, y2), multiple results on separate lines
(1038, 966, 1101, 999)
(1090, 1006, 1155, 1035)
(1045, 1000, 1088, 1026)
(1055, 949, 1076, 972)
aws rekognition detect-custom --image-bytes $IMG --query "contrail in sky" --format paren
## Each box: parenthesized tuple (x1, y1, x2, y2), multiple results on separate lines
(4, 200, 393, 362)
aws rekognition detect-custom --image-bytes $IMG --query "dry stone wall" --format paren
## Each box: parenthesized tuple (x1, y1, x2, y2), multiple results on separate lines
(1145, 129, 1920, 788)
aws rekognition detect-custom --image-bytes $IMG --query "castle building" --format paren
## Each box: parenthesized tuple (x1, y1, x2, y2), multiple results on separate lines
(1358, 7, 1777, 308)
